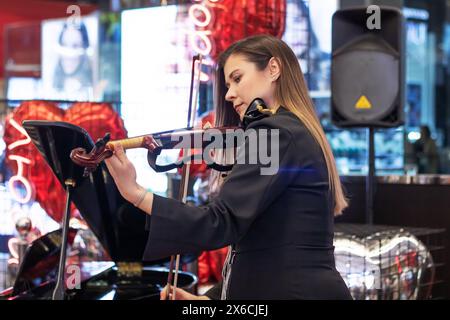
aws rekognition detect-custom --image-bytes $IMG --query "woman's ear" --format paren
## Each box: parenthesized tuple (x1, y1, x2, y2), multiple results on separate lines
(268, 57, 281, 82)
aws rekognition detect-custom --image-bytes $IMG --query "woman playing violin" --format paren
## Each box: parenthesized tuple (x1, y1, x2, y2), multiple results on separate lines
(105, 35, 352, 300)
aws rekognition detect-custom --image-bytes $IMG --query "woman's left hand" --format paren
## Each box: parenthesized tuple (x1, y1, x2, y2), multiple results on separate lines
(104, 143, 142, 204)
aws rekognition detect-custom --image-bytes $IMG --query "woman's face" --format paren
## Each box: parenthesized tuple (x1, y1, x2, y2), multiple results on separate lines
(60, 26, 84, 75)
(224, 54, 278, 121)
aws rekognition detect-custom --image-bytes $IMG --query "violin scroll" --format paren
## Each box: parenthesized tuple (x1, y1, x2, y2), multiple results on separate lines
(70, 133, 114, 177)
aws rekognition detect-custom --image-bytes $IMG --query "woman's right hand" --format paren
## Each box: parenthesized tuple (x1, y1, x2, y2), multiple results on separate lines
(160, 285, 210, 300)
(104, 143, 141, 203)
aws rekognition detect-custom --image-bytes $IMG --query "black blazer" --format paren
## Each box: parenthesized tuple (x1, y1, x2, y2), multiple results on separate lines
(143, 106, 352, 300)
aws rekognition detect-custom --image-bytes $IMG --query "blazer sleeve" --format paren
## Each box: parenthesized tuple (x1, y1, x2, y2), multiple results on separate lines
(142, 120, 300, 261)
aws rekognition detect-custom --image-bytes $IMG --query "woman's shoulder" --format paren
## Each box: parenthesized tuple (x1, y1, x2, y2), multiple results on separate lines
(244, 106, 328, 177)
(246, 106, 325, 161)
(245, 106, 309, 139)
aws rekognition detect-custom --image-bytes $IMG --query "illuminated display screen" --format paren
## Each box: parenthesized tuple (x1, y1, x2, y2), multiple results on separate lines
(282, 0, 336, 93)
(121, 5, 195, 193)
(41, 15, 99, 102)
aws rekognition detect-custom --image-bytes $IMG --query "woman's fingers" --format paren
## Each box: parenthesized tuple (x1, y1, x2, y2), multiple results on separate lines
(160, 285, 171, 300)
(104, 144, 128, 175)
(160, 285, 194, 300)
(114, 143, 128, 164)
(159, 286, 167, 300)
(102, 143, 139, 203)
(104, 156, 120, 177)
(160, 287, 166, 300)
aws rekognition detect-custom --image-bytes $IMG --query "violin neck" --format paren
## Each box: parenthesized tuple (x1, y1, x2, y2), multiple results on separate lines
(104, 126, 240, 151)
(107, 136, 145, 150)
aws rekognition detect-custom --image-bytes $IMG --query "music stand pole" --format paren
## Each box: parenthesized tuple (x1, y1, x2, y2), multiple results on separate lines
(52, 179, 75, 300)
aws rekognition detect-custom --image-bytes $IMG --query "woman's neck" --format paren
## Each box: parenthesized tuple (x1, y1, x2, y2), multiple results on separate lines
(268, 100, 281, 113)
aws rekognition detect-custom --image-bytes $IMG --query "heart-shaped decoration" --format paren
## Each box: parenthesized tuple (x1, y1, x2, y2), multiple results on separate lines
(334, 229, 435, 300)
(3, 101, 127, 222)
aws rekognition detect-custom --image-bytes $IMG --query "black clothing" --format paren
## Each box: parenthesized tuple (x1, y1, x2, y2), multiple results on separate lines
(143, 106, 352, 300)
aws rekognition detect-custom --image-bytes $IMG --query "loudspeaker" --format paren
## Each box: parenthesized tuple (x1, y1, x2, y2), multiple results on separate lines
(331, 6, 405, 128)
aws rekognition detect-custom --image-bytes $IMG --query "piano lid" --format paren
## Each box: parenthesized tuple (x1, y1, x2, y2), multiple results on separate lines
(12, 228, 78, 296)
(22, 120, 150, 263)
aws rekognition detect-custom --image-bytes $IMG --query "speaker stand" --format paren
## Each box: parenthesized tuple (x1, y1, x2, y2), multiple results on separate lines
(366, 127, 375, 226)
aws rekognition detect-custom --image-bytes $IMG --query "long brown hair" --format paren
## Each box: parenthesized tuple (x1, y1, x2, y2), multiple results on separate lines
(214, 34, 348, 216)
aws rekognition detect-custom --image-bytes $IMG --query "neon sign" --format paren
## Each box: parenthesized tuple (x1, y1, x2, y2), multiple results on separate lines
(6, 118, 33, 204)
(188, 0, 221, 82)
(188, 4, 213, 55)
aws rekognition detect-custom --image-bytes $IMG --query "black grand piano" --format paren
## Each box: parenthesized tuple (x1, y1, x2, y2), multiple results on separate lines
(0, 121, 197, 300)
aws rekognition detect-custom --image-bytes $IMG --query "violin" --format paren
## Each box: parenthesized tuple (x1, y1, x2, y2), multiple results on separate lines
(70, 97, 271, 177)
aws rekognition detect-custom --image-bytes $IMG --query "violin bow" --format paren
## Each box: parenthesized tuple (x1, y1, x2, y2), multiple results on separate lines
(166, 54, 203, 300)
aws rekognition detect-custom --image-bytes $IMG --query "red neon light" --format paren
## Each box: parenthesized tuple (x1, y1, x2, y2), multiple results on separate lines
(7, 117, 33, 204)
(7, 119, 31, 150)
(188, 0, 219, 82)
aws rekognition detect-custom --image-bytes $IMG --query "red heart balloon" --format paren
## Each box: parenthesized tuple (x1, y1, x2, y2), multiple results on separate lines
(3, 101, 127, 222)
(65, 102, 128, 142)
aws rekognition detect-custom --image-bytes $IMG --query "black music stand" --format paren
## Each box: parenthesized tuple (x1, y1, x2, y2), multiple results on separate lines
(22, 120, 95, 300)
